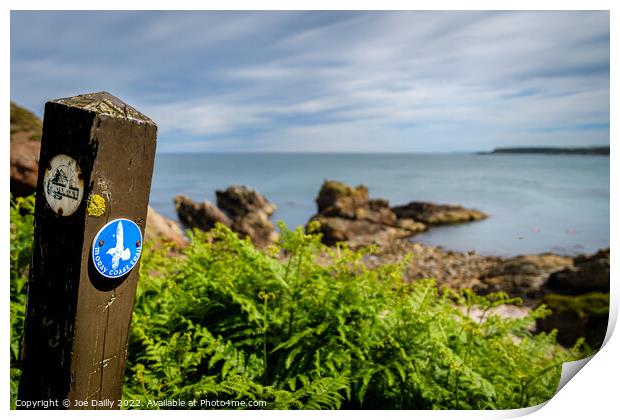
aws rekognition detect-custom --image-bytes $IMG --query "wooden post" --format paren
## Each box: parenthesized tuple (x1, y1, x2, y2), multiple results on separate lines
(18, 92, 157, 409)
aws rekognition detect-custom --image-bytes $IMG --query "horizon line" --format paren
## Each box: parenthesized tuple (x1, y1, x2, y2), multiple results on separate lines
(155, 145, 610, 155)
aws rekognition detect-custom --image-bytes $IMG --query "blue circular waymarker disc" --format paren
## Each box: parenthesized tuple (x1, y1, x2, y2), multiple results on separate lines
(92, 218, 143, 279)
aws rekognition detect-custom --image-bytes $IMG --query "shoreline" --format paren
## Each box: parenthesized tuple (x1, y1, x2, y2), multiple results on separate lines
(151, 203, 606, 259)
(150, 152, 609, 257)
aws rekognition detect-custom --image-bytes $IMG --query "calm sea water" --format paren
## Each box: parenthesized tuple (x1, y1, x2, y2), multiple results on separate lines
(150, 153, 609, 257)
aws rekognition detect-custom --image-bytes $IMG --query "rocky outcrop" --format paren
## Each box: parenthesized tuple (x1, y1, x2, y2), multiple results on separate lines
(145, 206, 188, 249)
(216, 185, 277, 219)
(544, 248, 610, 295)
(175, 186, 278, 248)
(534, 249, 610, 349)
(392, 201, 487, 225)
(10, 140, 40, 197)
(10, 102, 43, 197)
(308, 181, 489, 247)
(10, 101, 42, 143)
(536, 292, 609, 348)
(365, 239, 610, 303)
(367, 238, 609, 348)
(10, 101, 42, 197)
(308, 180, 425, 247)
(316, 181, 370, 217)
(175, 195, 232, 231)
(475, 254, 573, 300)
(217, 186, 279, 248)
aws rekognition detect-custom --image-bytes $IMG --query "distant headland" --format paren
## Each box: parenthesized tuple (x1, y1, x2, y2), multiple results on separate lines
(481, 146, 609, 155)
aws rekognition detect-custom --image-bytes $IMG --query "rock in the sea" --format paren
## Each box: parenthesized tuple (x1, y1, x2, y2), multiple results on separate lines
(10, 140, 41, 197)
(536, 292, 609, 348)
(175, 195, 232, 231)
(175, 186, 278, 248)
(544, 248, 610, 295)
(312, 217, 422, 248)
(476, 253, 573, 299)
(217, 185, 277, 218)
(316, 181, 369, 218)
(308, 180, 425, 246)
(392, 201, 487, 225)
(230, 209, 280, 248)
(145, 206, 188, 249)
(216, 186, 278, 248)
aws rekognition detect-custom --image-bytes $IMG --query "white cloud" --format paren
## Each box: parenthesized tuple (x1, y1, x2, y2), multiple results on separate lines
(145, 100, 268, 135)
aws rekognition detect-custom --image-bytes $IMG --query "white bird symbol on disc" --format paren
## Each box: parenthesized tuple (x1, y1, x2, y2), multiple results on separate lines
(106, 221, 131, 270)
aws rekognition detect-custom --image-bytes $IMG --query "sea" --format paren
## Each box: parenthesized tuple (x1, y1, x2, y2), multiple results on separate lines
(149, 153, 610, 257)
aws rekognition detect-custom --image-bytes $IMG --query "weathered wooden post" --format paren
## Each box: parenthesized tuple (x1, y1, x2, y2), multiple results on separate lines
(18, 92, 157, 409)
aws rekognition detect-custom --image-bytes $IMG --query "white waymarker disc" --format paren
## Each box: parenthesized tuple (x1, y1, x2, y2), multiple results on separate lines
(43, 154, 84, 216)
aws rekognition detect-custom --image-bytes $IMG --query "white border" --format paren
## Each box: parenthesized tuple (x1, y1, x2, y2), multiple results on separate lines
(4, 1, 616, 419)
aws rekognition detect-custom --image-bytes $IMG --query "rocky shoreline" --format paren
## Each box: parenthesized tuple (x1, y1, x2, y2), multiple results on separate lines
(10, 101, 610, 349)
(171, 179, 608, 334)
(171, 180, 608, 349)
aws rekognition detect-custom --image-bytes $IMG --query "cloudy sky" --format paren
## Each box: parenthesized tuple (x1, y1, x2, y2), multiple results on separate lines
(11, 11, 609, 153)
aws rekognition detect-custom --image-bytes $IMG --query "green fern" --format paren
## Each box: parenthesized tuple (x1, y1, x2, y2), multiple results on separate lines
(9, 195, 585, 409)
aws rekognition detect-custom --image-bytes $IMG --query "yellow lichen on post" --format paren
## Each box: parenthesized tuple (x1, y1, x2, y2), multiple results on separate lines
(87, 194, 106, 217)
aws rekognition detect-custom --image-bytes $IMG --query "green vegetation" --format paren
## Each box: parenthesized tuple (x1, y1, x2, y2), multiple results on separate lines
(10, 195, 35, 407)
(10, 195, 584, 409)
(543, 293, 609, 319)
(10, 102, 42, 142)
(541, 293, 609, 349)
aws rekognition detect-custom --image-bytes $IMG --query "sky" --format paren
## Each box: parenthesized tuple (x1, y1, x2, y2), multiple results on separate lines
(10, 11, 610, 153)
